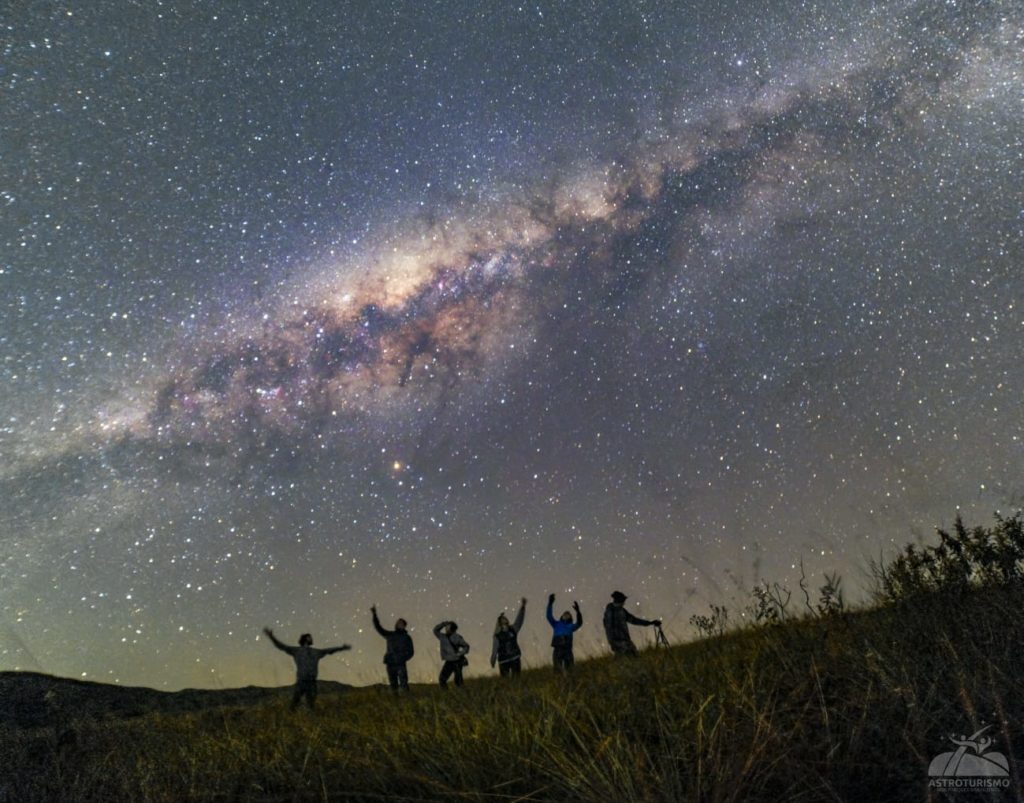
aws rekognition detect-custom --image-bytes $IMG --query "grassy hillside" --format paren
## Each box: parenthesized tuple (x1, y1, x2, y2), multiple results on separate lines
(0, 672, 352, 730)
(2, 582, 1021, 801)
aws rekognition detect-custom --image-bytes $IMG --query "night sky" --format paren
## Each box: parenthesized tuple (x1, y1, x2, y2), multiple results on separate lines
(2, 1, 1022, 689)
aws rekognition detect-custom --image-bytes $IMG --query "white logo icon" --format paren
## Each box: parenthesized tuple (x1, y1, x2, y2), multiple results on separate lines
(929, 726, 1009, 778)
(928, 725, 1010, 793)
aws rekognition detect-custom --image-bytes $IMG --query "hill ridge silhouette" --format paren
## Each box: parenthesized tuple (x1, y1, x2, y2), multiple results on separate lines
(0, 670, 352, 729)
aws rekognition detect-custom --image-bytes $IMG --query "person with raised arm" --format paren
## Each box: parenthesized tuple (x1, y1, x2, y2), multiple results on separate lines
(545, 593, 583, 671)
(490, 597, 527, 677)
(432, 620, 470, 688)
(262, 627, 351, 709)
(371, 605, 414, 693)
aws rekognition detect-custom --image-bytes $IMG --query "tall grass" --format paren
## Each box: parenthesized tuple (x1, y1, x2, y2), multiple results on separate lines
(3, 515, 1022, 801)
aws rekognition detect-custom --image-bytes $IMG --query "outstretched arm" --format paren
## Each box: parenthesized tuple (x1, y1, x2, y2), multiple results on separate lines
(624, 610, 655, 627)
(322, 644, 352, 656)
(263, 627, 294, 654)
(545, 594, 557, 627)
(512, 598, 527, 633)
(572, 601, 584, 631)
(371, 607, 391, 637)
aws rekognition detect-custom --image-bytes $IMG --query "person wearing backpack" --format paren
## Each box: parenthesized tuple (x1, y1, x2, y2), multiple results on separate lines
(433, 620, 470, 688)
(490, 598, 527, 677)
(545, 593, 583, 671)
(371, 605, 414, 693)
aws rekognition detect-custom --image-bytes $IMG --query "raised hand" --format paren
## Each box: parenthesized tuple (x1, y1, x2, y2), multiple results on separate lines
(572, 601, 580, 612)
(548, 593, 556, 604)
(262, 626, 273, 638)
(521, 597, 527, 605)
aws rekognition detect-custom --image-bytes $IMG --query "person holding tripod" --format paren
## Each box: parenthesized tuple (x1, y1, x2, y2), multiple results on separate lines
(602, 591, 661, 657)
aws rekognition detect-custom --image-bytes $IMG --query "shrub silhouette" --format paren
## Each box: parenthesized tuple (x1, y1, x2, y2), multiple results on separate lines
(873, 512, 1024, 602)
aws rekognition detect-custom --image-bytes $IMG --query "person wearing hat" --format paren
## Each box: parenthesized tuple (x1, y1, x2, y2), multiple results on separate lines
(371, 605, 415, 693)
(603, 591, 661, 657)
(490, 597, 527, 677)
(546, 593, 583, 671)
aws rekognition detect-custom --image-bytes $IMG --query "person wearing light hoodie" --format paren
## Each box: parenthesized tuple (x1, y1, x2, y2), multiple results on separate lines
(263, 628, 351, 709)
(433, 620, 470, 688)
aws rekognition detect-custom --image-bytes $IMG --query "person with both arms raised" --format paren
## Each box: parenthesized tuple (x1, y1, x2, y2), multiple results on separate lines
(546, 593, 583, 671)
(490, 597, 527, 677)
(433, 619, 471, 688)
(263, 627, 351, 709)
(603, 590, 661, 657)
(371, 605, 414, 693)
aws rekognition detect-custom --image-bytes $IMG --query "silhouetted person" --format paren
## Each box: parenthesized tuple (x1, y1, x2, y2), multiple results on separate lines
(433, 620, 470, 688)
(490, 598, 527, 677)
(602, 591, 661, 657)
(263, 627, 351, 709)
(546, 593, 583, 671)
(371, 605, 414, 693)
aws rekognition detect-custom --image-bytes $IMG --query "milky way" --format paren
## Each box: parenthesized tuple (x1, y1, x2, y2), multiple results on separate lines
(99, 0, 1013, 455)
(1, 1, 1022, 688)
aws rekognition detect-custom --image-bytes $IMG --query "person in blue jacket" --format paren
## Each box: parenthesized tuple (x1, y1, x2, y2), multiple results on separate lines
(545, 593, 583, 671)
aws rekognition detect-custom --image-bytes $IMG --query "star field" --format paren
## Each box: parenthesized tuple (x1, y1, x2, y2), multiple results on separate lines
(1, 0, 1022, 688)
